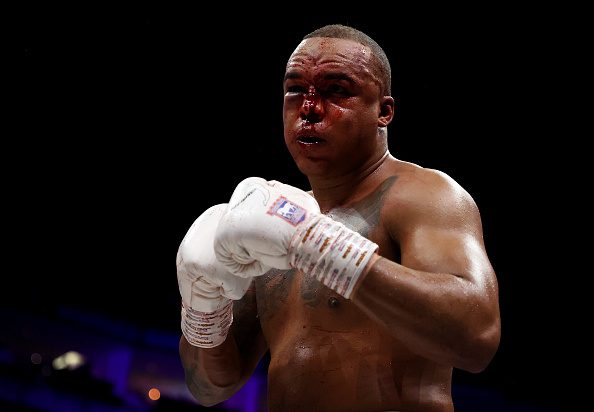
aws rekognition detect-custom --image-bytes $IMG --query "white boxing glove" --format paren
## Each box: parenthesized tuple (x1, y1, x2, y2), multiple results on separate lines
(176, 203, 252, 348)
(214, 177, 320, 277)
(214, 177, 379, 299)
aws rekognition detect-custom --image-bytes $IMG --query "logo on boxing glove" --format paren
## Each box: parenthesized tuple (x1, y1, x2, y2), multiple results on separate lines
(268, 196, 309, 226)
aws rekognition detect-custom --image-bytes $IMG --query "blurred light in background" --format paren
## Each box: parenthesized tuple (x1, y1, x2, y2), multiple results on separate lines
(1, 305, 268, 411)
(30, 352, 42, 365)
(148, 387, 160, 401)
(52, 350, 85, 371)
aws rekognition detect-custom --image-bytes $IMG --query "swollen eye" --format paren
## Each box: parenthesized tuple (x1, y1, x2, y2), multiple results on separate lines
(327, 85, 344, 93)
(286, 85, 307, 93)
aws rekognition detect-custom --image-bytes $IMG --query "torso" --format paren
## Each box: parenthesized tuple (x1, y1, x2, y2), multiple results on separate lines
(254, 160, 454, 411)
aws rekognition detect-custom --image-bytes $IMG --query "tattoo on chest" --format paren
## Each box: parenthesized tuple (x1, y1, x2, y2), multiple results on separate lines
(300, 269, 324, 308)
(256, 177, 397, 314)
(256, 269, 295, 319)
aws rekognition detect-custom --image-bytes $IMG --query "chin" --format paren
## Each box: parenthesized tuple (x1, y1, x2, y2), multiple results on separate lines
(294, 158, 331, 178)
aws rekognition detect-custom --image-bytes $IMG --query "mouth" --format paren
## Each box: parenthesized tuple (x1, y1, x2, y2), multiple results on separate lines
(296, 135, 326, 145)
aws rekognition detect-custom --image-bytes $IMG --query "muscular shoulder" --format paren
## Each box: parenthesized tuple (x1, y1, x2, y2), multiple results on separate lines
(382, 160, 481, 233)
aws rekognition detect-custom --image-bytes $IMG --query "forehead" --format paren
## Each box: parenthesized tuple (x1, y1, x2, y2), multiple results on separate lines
(286, 37, 374, 79)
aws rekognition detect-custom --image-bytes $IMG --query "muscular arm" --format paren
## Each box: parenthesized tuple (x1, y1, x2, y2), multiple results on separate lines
(179, 285, 268, 406)
(351, 171, 501, 373)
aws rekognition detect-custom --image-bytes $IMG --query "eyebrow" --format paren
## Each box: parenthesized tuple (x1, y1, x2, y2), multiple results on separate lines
(324, 73, 355, 83)
(284, 71, 356, 84)
(284, 71, 301, 82)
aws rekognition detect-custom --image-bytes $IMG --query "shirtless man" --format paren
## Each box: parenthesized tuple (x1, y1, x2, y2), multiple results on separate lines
(176, 24, 501, 411)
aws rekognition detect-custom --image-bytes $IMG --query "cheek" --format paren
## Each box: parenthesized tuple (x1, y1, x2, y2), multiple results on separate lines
(283, 132, 292, 150)
(343, 106, 379, 131)
(329, 100, 375, 121)
(284, 95, 302, 115)
(328, 105, 347, 121)
(327, 106, 367, 133)
(283, 104, 300, 130)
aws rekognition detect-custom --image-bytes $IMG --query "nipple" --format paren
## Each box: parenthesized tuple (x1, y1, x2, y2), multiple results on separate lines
(328, 296, 340, 308)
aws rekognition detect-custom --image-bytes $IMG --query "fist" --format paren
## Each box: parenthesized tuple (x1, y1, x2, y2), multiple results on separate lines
(177, 203, 253, 312)
(214, 177, 321, 277)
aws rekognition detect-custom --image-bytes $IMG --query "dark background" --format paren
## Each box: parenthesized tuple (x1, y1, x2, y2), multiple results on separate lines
(7, 4, 576, 411)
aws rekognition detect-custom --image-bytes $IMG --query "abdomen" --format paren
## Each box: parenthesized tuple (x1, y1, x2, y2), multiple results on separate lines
(256, 270, 452, 411)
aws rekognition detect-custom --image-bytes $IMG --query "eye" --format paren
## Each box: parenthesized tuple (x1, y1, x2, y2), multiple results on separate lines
(327, 84, 344, 93)
(285, 84, 308, 94)
(324, 83, 349, 96)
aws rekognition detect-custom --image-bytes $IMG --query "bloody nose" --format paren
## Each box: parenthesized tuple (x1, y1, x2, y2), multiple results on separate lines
(300, 87, 323, 122)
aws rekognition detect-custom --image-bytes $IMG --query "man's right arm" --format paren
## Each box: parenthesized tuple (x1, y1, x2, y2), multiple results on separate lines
(179, 285, 268, 406)
(176, 203, 268, 406)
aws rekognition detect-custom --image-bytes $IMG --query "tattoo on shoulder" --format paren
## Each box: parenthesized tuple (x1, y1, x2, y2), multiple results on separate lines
(327, 176, 396, 236)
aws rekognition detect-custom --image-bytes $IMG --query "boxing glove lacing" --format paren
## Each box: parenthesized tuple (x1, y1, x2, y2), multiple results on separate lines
(181, 300, 233, 348)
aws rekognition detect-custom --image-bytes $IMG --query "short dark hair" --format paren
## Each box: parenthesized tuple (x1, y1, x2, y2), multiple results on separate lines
(303, 24, 391, 96)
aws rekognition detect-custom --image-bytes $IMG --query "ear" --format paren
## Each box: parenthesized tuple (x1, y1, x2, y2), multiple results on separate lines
(378, 96, 395, 127)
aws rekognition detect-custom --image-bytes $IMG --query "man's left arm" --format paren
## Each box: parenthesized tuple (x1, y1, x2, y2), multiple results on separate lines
(351, 174, 501, 373)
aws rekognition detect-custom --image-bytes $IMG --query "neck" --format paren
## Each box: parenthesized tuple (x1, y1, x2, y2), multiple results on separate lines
(308, 149, 391, 213)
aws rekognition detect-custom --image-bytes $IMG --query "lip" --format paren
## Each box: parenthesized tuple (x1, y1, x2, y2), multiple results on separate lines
(295, 132, 327, 146)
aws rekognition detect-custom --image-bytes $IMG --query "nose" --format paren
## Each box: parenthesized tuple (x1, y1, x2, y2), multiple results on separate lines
(300, 86, 324, 122)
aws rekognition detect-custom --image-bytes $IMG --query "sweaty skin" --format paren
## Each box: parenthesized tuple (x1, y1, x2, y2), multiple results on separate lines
(259, 171, 453, 412)
(180, 35, 500, 412)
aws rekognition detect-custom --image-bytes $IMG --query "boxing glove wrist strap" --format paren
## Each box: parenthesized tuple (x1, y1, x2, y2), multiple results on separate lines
(289, 214, 379, 299)
(181, 300, 233, 348)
